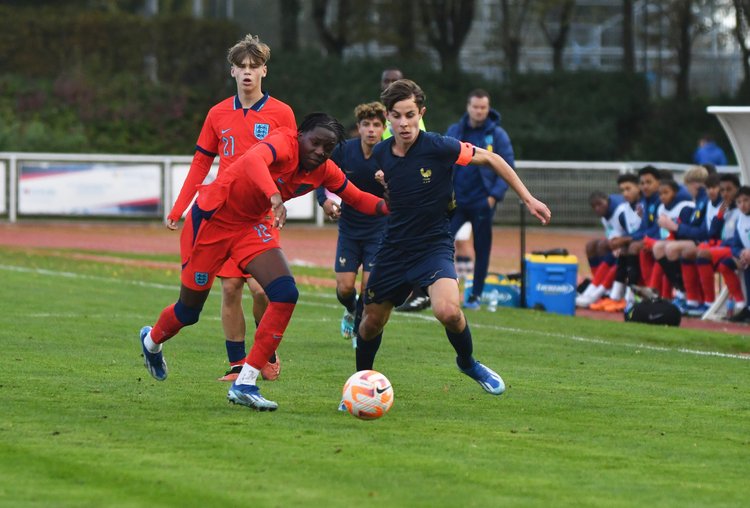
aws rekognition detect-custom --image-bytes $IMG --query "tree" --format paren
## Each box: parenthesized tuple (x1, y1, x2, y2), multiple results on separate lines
(417, 0, 476, 78)
(622, 0, 635, 73)
(499, 0, 536, 78)
(669, 0, 695, 101)
(536, 0, 576, 72)
(279, 0, 300, 52)
(395, 0, 417, 59)
(733, 0, 750, 96)
(312, 0, 351, 58)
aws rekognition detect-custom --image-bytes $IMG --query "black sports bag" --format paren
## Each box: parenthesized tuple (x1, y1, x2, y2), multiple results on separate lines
(624, 298, 681, 327)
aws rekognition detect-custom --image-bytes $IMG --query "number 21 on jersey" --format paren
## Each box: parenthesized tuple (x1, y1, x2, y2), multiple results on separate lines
(222, 135, 235, 156)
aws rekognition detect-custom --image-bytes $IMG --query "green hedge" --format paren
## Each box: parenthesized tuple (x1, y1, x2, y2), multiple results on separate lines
(0, 7, 736, 162)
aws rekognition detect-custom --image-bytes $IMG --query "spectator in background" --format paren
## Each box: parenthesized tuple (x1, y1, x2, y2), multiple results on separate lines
(575, 191, 624, 309)
(693, 173, 740, 316)
(446, 89, 516, 309)
(693, 135, 727, 166)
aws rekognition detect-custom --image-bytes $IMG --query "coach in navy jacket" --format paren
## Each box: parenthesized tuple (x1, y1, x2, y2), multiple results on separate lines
(446, 89, 515, 307)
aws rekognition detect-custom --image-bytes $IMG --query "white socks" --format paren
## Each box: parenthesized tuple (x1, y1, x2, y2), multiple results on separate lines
(144, 332, 161, 353)
(235, 363, 260, 386)
(610, 281, 626, 301)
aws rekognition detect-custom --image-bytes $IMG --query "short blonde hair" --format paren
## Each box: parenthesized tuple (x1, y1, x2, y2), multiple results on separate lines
(227, 34, 270, 67)
(683, 165, 709, 184)
(354, 102, 386, 125)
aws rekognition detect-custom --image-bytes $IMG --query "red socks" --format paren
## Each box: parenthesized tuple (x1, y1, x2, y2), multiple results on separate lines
(150, 304, 184, 344)
(245, 302, 296, 369)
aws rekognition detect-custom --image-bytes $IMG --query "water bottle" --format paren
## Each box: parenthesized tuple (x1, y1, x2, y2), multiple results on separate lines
(726, 299, 735, 318)
(487, 289, 499, 313)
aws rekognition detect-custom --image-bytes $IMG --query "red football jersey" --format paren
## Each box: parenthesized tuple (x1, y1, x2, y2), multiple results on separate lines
(168, 93, 296, 221)
(198, 128, 384, 224)
(195, 94, 296, 171)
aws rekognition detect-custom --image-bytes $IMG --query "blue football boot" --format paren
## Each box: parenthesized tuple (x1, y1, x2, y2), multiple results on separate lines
(459, 360, 505, 395)
(227, 383, 278, 411)
(140, 325, 167, 381)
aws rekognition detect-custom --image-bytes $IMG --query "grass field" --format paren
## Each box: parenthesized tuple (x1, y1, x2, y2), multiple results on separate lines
(1, 246, 749, 507)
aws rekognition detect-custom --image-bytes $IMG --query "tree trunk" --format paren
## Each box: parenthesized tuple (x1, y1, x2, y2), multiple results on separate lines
(500, 0, 533, 78)
(622, 0, 635, 73)
(312, 0, 349, 58)
(674, 0, 693, 102)
(279, 0, 300, 52)
(733, 0, 750, 97)
(538, 0, 576, 72)
(417, 0, 475, 80)
(395, 1, 416, 59)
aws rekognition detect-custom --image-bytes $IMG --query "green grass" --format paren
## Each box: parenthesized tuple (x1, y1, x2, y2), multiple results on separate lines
(0, 247, 748, 507)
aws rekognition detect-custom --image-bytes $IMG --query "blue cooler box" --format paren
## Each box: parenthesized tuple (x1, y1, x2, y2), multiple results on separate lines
(464, 273, 520, 308)
(524, 254, 578, 316)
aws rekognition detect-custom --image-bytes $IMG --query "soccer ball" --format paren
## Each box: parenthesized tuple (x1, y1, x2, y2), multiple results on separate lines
(341, 370, 394, 420)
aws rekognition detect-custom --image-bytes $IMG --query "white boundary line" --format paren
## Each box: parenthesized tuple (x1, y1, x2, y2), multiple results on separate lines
(2, 263, 748, 361)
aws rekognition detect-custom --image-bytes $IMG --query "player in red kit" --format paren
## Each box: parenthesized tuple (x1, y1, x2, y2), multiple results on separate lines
(167, 34, 295, 382)
(140, 113, 388, 411)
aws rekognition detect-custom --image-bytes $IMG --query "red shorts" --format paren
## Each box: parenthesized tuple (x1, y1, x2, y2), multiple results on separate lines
(705, 246, 732, 266)
(216, 212, 275, 279)
(180, 209, 280, 291)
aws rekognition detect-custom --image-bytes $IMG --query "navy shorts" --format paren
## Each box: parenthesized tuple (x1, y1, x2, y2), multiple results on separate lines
(334, 235, 381, 273)
(365, 242, 457, 306)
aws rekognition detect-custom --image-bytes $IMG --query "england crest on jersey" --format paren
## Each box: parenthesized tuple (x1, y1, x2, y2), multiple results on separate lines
(254, 123, 270, 139)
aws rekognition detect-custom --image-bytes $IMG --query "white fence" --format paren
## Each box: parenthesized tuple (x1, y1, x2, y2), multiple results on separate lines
(0, 152, 315, 224)
(0, 152, 739, 227)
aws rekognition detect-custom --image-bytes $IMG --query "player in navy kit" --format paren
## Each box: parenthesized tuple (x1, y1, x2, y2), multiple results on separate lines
(351, 80, 551, 397)
(316, 102, 388, 344)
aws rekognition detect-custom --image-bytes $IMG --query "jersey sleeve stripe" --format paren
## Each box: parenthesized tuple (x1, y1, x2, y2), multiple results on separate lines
(456, 142, 474, 166)
(196, 145, 217, 157)
(260, 142, 277, 162)
(331, 179, 348, 195)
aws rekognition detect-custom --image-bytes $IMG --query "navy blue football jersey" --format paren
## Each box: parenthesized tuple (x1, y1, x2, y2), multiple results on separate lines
(372, 131, 472, 250)
(331, 139, 387, 240)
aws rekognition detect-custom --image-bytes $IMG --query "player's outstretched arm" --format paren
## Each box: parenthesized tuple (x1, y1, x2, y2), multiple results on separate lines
(337, 182, 388, 216)
(470, 146, 551, 225)
(167, 150, 215, 229)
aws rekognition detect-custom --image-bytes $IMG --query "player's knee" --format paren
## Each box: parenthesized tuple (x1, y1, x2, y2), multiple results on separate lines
(221, 278, 244, 302)
(585, 240, 598, 255)
(358, 314, 384, 340)
(719, 258, 737, 271)
(336, 284, 355, 300)
(174, 300, 203, 326)
(432, 300, 461, 327)
(264, 275, 299, 304)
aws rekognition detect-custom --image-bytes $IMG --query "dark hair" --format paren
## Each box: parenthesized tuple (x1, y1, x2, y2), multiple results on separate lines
(737, 185, 750, 198)
(467, 88, 490, 102)
(380, 79, 426, 111)
(705, 173, 720, 188)
(589, 190, 607, 203)
(617, 173, 639, 185)
(659, 179, 679, 193)
(719, 173, 741, 188)
(638, 165, 661, 180)
(298, 112, 346, 145)
(702, 163, 718, 175)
